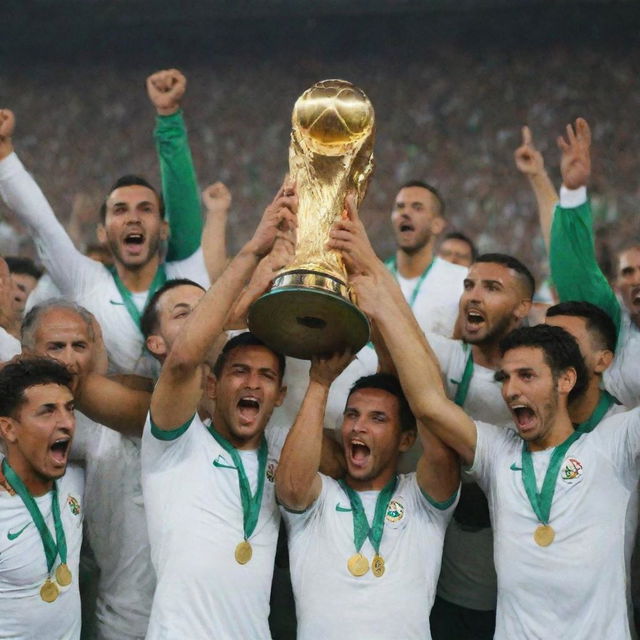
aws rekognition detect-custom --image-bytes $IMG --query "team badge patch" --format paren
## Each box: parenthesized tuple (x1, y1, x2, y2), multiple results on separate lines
(67, 495, 81, 516)
(560, 458, 583, 483)
(266, 460, 277, 483)
(385, 498, 405, 523)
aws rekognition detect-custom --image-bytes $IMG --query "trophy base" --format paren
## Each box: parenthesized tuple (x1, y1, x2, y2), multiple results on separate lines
(248, 271, 370, 360)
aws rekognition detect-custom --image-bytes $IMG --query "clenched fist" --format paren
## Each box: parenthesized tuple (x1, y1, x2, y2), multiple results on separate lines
(146, 69, 186, 116)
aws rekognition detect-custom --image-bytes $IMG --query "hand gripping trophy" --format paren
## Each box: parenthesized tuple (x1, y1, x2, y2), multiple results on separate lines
(248, 79, 375, 359)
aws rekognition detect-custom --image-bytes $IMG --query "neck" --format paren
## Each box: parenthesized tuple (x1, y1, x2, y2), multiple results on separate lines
(395, 245, 434, 279)
(346, 467, 396, 492)
(526, 414, 575, 452)
(568, 377, 601, 424)
(471, 341, 503, 369)
(211, 415, 262, 451)
(114, 255, 161, 292)
(6, 455, 53, 497)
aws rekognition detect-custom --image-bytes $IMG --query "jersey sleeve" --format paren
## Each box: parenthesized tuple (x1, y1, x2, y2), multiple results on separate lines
(141, 411, 196, 473)
(467, 421, 508, 493)
(154, 111, 203, 261)
(550, 192, 621, 335)
(165, 247, 210, 288)
(0, 152, 104, 296)
(280, 472, 329, 533)
(594, 408, 640, 489)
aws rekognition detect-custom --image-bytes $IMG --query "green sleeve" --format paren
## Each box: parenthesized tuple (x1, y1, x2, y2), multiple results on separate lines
(154, 110, 202, 261)
(550, 200, 621, 335)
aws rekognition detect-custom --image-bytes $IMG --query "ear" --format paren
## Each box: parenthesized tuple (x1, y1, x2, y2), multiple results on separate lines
(159, 220, 169, 242)
(431, 216, 446, 236)
(398, 428, 417, 453)
(145, 334, 167, 358)
(96, 224, 107, 245)
(206, 373, 218, 401)
(593, 349, 614, 375)
(0, 416, 18, 445)
(557, 367, 577, 397)
(274, 385, 287, 408)
(514, 298, 533, 321)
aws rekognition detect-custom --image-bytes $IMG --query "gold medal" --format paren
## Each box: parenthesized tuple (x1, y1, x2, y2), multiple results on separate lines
(235, 540, 253, 564)
(347, 553, 369, 577)
(55, 563, 72, 587)
(40, 579, 59, 603)
(371, 554, 385, 578)
(533, 524, 555, 547)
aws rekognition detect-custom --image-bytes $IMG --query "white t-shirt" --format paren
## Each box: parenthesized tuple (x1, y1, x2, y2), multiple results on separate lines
(0, 465, 84, 640)
(605, 310, 640, 409)
(0, 327, 21, 362)
(393, 256, 467, 338)
(141, 413, 285, 639)
(282, 473, 458, 640)
(71, 413, 154, 640)
(470, 409, 640, 639)
(0, 153, 210, 377)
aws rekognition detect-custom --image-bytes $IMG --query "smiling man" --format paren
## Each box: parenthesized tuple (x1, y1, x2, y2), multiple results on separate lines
(0, 357, 83, 639)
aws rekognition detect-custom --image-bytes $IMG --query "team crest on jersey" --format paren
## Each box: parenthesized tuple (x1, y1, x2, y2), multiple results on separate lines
(385, 498, 405, 523)
(266, 460, 278, 483)
(67, 495, 81, 516)
(560, 458, 583, 484)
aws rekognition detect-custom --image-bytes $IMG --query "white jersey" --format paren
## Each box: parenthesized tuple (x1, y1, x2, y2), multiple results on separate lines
(393, 256, 467, 338)
(470, 409, 640, 639)
(71, 413, 154, 640)
(282, 474, 457, 640)
(605, 310, 640, 409)
(0, 153, 209, 377)
(141, 413, 285, 639)
(25, 273, 63, 313)
(0, 465, 84, 640)
(0, 327, 20, 362)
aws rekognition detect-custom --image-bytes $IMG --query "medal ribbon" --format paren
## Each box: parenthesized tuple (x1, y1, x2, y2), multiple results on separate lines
(453, 346, 474, 407)
(520, 431, 583, 525)
(338, 477, 397, 555)
(208, 426, 268, 541)
(385, 257, 435, 308)
(2, 459, 67, 574)
(575, 389, 616, 434)
(108, 264, 167, 329)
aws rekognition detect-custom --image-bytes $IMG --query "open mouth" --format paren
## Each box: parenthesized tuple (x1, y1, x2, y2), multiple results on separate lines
(511, 405, 536, 431)
(632, 286, 640, 306)
(466, 310, 484, 325)
(50, 438, 71, 465)
(124, 233, 145, 245)
(349, 438, 371, 467)
(399, 223, 414, 233)
(237, 396, 260, 425)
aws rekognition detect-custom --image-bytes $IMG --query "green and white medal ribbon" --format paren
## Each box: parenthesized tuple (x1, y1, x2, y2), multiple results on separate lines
(208, 426, 268, 565)
(385, 257, 435, 308)
(520, 431, 583, 547)
(108, 264, 167, 329)
(338, 476, 397, 578)
(2, 459, 71, 602)
(575, 389, 616, 434)
(452, 345, 474, 407)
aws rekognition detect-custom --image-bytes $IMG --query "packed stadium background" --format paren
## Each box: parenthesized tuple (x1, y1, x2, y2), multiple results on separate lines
(2, 0, 639, 284)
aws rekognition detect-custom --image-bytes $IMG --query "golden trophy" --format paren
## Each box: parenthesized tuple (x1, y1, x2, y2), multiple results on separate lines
(248, 79, 375, 359)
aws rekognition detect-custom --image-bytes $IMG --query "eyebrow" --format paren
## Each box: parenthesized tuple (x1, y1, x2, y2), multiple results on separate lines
(172, 303, 192, 312)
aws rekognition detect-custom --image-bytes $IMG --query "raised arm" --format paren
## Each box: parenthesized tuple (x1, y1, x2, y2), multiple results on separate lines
(550, 117, 621, 333)
(328, 197, 477, 466)
(0, 110, 100, 295)
(201, 181, 231, 283)
(147, 69, 203, 262)
(276, 351, 353, 511)
(514, 125, 559, 253)
(151, 182, 297, 429)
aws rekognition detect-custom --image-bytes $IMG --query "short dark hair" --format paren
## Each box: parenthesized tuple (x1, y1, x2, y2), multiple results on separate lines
(546, 301, 617, 353)
(474, 253, 535, 299)
(347, 373, 416, 432)
(99, 175, 165, 221)
(499, 325, 588, 403)
(4, 256, 42, 280)
(0, 357, 73, 418)
(441, 231, 478, 261)
(398, 180, 445, 217)
(140, 279, 206, 339)
(213, 332, 285, 383)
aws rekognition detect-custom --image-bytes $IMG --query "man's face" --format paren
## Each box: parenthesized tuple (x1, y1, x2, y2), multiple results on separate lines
(148, 284, 205, 359)
(458, 262, 529, 345)
(391, 186, 443, 254)
(340, 388, 412, 488)
(498, 346, 560, 445)
(210, 345, 285, 449)
(29, 309, 93, 393)
(1, 383, 75, 486)
(100, 185, 168, 270)
(11, 273, 38, 314)
(616, 247, 640, 325)
(438, 238, 473, 267)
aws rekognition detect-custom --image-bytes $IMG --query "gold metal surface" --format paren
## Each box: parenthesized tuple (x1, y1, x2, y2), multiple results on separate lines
(248, 79, 375, 359)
